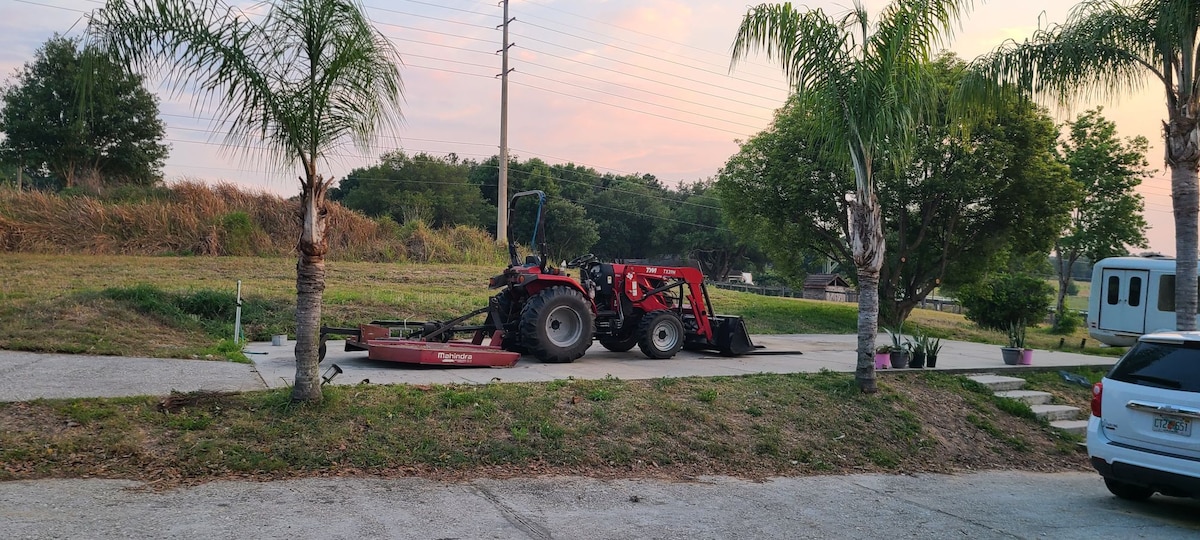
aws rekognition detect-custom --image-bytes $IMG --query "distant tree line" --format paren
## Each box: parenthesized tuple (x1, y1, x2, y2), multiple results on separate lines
(328, 150, 767, 280)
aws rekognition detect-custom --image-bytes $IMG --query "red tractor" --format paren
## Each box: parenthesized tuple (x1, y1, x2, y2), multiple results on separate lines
(321, 190, 755, 366)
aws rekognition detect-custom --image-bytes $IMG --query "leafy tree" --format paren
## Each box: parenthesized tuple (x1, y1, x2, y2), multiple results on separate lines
(966, 0, 1200, 331)
(471, 156, 674, 260)
(0, 35, 167, 189)
(585, 175, 672, 259)
(541, 198, 598, 262)
(879, 55, 1077, 323)
(731, 0, 976, 393)
(717, 96, 851, 287)
(1053, 108, 1150, 318)
(332, 151, 491, 228)
(957, 273, 1054, 331)
(672, 180, 762, 281)
(720, 55, 1076, 326)
(89, 0, 403, 403)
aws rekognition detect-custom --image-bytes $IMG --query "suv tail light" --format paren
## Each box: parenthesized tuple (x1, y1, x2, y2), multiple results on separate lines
(1091, 381, 1103, 417)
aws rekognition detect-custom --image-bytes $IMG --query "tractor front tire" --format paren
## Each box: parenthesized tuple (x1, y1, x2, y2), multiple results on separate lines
(519, 287, 594, 363)
(637, 310, 684, 359)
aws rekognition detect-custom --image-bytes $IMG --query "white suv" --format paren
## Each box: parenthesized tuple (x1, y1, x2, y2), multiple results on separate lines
(1088, 331, 1200, 500)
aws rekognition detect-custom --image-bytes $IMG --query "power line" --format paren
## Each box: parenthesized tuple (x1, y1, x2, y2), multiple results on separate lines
(517, 18, 787, 96)
(515, 71, 765, 131)
(517, 0, 782, 74)
(509, 3, 785, 88)
(511, 80, 751, 137)
(510, 30, 783, 106)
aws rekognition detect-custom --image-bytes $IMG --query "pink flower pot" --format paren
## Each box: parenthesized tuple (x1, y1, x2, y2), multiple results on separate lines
(875, 352, 890, 370)
(1020, 349, 1033, 365)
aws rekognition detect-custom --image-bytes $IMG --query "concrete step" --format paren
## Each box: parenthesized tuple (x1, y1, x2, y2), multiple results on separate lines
(994, 389, 1052, 405)
(1031, 404, 1081, 422)
(967, 374, 1026, 392)
(1051, 419, 1089, 436)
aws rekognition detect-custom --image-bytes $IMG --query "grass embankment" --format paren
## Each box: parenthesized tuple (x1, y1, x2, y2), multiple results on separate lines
(0, 371, 1093, 484)
(0, 181, 505, 265)
(0, 254, 872, 359)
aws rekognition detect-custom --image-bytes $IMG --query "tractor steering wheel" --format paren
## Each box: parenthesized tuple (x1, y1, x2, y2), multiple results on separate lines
(565, 253, 598, 268)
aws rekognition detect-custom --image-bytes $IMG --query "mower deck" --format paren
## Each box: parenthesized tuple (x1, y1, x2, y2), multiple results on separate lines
(365, 332, 520, 368)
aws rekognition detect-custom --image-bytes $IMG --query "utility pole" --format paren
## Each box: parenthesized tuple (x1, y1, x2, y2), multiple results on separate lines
(496, 0, 514, 241)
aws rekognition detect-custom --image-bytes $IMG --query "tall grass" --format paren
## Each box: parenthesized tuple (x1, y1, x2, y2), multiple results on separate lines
(0, 182, 506, 265)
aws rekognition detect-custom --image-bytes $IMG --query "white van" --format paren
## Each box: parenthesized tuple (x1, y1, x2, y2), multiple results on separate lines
(1087, 257, 1191, 346)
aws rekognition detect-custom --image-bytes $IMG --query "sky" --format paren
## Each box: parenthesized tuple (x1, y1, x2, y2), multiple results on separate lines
(0, 0, 1180, 255)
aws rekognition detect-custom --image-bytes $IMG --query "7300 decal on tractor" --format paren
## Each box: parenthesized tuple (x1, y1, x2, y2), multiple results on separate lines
(319, 190, 756, 367)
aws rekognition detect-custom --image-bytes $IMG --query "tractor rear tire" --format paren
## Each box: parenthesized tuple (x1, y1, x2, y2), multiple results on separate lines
(519, 287, 594, 363)
(637, 310, 684, 359)
(599, 334, 639, 353)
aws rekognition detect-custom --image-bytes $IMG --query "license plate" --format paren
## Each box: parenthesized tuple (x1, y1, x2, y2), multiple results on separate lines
(1153, 415, 1192, 437)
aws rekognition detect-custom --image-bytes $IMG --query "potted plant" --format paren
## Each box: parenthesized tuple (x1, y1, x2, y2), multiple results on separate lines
(875, 345, 892, 370)
(1002, 321, 1025, 365)
(886, 327, 910, 369)
(925, 336, 942, 368)
(909, 334, 927, 369)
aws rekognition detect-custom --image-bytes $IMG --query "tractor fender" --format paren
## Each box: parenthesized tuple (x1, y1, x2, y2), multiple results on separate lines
(520, 273, 588, 299)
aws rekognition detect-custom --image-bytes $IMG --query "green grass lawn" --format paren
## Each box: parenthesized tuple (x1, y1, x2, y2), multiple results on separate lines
(0, 254, 1113, 360)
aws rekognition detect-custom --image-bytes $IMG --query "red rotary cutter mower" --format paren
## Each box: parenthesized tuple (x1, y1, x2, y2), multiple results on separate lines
(318, 190, 756, 367)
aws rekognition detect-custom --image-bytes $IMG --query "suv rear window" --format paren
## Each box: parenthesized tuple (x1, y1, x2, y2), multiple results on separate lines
(1110, 341, 1200, 393)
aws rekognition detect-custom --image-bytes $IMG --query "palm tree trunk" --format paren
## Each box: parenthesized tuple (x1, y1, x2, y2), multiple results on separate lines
(292, 175, 329, 402)
(850, 197, 884, 394)
(1170, 162, 1198, 331)
(1166, 115, 1200, 331)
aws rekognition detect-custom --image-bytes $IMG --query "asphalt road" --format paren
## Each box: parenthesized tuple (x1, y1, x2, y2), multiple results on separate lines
(3, 471, 1198, 539)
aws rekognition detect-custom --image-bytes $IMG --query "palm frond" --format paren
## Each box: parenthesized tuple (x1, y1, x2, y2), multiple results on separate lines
(963, 0, 1172, 110)
(732, 1, 973, 196)
(86, 0, 402, 178)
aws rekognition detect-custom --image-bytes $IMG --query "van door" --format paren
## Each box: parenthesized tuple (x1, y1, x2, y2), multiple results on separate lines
(1097, 269, 1150, 333)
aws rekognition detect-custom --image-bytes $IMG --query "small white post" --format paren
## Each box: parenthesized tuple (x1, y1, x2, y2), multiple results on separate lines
(234, 280, 243, 344)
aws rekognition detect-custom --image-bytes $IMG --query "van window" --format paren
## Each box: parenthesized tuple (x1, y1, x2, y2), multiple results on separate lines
(1107, 276, 1120, 305)
(1159, 275, 1175, 312)
(1129, 276, 1142, 307)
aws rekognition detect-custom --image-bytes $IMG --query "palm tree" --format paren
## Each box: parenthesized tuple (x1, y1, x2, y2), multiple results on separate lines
(730, 0, 974, 392)
(87, 0, 403, 402)
(967, 0, 1200, 331)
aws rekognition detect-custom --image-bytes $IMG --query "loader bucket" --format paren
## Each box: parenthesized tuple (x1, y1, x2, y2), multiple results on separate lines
(712, 315, 755, 356)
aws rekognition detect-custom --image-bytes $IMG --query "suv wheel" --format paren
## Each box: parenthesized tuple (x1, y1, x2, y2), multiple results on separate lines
(1104, 478, 1154, 501)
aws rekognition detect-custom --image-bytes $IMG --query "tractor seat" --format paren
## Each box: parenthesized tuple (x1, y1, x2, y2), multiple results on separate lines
(591, 263, 616, 297)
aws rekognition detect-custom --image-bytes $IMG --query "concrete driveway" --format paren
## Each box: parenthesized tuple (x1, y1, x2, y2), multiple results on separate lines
(0, 334, 1116, 401)
(247, 334, 1115, 389)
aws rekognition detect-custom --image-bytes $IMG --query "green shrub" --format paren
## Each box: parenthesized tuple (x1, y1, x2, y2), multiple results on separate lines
(101, 284, 291, 341)
(956, 273, 1053, 330)
(1051, 308, 1082, 335)
(220, 211, 255, 256)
